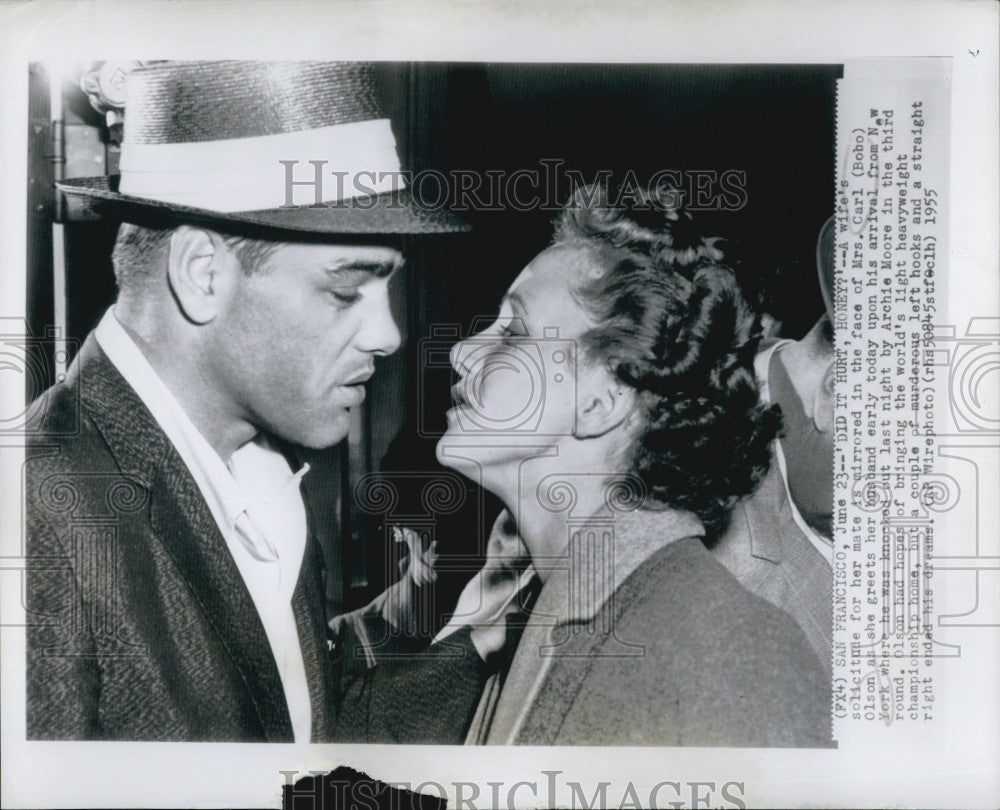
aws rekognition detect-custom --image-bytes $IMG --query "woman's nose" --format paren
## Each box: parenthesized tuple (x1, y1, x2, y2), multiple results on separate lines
(449, 338, 471, 377)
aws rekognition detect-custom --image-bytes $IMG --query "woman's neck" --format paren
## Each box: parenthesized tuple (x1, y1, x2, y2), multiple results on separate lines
(500, 447, 622, 583)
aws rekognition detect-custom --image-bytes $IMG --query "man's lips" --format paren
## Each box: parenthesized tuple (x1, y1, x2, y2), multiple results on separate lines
(342, 367, 375, 386)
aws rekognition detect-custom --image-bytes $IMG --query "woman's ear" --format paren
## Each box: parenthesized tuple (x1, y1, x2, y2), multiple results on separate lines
(166, 226, 231, 324)
(574, 364, 636, 439)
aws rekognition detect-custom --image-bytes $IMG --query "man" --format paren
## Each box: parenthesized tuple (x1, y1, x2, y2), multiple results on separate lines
(712, 217, 836, 675)
(24, 61, 468, 742)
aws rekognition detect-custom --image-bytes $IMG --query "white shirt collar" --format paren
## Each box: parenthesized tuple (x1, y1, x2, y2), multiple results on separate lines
(756, 341, 833, 566)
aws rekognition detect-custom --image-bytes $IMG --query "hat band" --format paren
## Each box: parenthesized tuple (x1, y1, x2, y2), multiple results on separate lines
(119, 119, 405, 212)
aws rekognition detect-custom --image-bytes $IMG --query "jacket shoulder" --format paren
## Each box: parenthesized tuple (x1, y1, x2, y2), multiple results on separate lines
(23, 377, 142, 542)
(588, 539, 832, 746)
(624, 539, 826, 672)
(25, 376, 84, 440)
(25, 385, 119, 478)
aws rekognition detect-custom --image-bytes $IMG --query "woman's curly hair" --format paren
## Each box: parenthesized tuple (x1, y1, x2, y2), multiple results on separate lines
(552, 182, 781, 539)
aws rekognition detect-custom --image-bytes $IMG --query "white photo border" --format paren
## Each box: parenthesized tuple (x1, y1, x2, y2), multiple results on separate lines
(1, 2, 997, 808)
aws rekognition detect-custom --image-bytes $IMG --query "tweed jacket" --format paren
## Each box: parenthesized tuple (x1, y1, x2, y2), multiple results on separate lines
(24, 335, 337, 741)
(469, 508, 833, 747)
(712, 343, 833, 675)
(335, 508, 832, 747)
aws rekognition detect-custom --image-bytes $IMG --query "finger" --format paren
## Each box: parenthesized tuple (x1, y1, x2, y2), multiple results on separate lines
(404, 528, 424, 556)
(413, 553, 437, 586)
(411, 551, 430, 583)
(423, 542, 440, 583)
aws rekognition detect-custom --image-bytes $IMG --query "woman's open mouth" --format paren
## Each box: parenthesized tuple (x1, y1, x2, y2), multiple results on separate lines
(450, 382, 469, 408)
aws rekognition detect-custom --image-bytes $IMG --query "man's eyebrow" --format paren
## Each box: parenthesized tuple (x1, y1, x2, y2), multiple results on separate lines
(321, 259, 402, 280)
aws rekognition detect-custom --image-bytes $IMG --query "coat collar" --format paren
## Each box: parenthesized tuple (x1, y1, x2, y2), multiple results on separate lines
(72, 333, 171, 489)
(739, 457, 799, 565)
(537, 506, 705, 626)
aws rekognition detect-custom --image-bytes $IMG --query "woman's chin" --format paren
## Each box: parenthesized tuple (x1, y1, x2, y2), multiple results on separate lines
(435, 421, 498, 480)
(434, 432, 453, 468)
(434, 420, 472, 469)
(437, 408, 482, 447)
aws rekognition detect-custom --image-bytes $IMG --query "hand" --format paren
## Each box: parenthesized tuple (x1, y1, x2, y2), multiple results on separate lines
(375, 527, 438, 638)
(394, 526, 438, 588)
(328, 527, 439, 643)
(466, 567, 536, 661)
(434, 510, 535, 660)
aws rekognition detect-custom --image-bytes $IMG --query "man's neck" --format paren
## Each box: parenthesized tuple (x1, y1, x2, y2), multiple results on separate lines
(114, 306, 256, 462)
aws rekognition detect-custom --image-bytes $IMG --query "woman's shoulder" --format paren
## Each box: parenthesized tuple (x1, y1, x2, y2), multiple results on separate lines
(597, 536, 832, 747)
(611, 535, 831, 690)
(619, 535, 818, 648)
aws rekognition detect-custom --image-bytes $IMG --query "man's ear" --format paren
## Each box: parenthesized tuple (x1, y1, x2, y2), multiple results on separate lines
(812, 361, 836, 433)
(166, 226, 231, 324)
(575, 365, 636, 439)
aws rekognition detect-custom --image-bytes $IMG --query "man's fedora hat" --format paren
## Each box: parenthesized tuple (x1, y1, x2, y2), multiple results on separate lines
(58, 61, 471, 235)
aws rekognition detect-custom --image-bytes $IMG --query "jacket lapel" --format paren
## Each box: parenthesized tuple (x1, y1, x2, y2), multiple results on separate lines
(744, 451, 831, 585)
(743, 460, 794, 565)
(295, 493, 337, 742)
(147, 456, 293, 740)
(739, 451, 833, 666)
(76, 335, 293, 741)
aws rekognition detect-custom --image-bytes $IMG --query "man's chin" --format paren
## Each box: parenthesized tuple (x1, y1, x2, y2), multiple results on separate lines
(296, 435, 348, 452)
(272, 415, 352, 452)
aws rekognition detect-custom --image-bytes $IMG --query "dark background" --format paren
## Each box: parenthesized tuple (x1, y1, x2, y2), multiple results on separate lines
(27, 61, 841, 626)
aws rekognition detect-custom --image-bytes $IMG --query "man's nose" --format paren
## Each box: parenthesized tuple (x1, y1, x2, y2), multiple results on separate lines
(358, 296, 402, 357)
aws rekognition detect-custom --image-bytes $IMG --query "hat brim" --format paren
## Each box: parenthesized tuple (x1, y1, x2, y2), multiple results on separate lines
(57, 175, 472, 236)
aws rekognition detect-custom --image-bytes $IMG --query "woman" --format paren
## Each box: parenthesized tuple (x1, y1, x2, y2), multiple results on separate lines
(335, 183, 831, 747)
